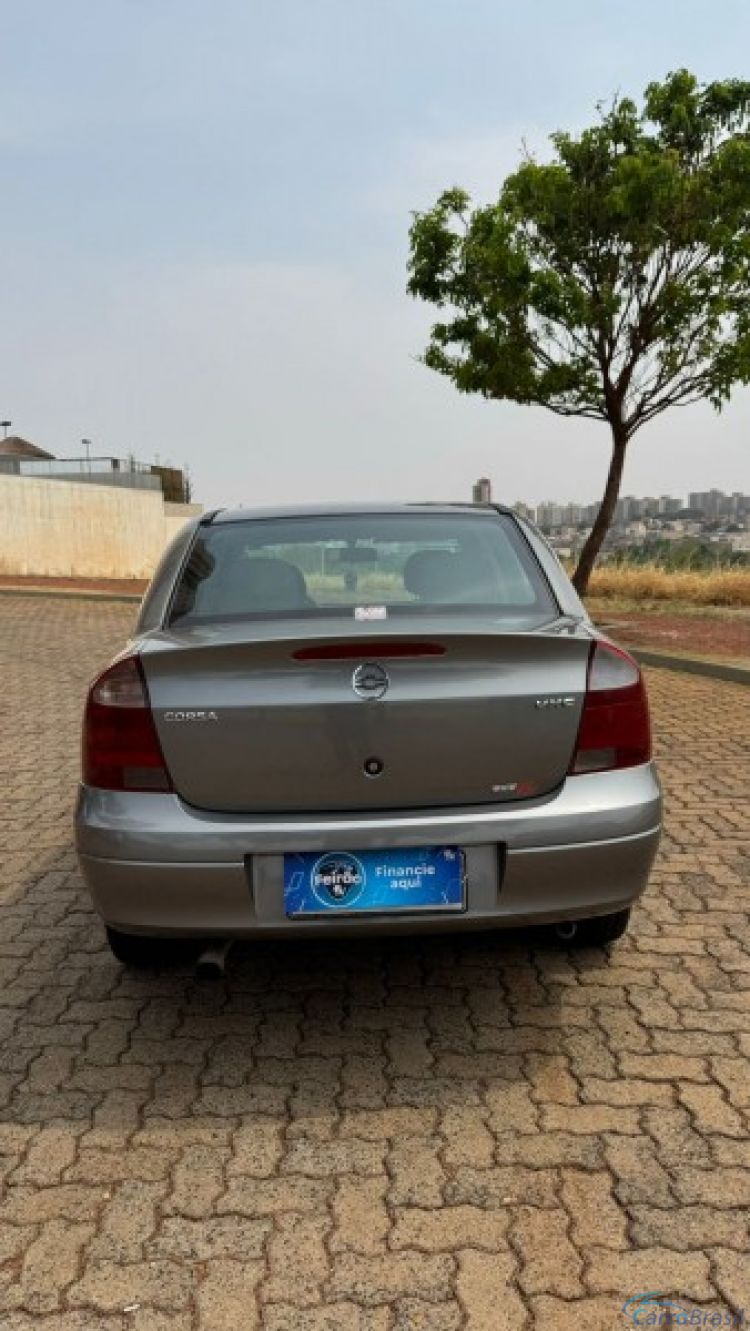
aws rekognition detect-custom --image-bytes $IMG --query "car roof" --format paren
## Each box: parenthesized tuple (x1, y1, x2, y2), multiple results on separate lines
(206, 501, 513, 525)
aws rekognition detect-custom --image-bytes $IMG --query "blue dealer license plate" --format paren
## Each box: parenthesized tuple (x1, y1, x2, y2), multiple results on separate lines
(284, 847, 465, 917)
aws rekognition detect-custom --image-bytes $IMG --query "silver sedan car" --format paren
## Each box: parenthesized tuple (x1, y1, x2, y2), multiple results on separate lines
(76, 503, 661, 966)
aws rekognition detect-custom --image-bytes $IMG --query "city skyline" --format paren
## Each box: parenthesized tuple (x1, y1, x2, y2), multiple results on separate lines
(514, 488, 750, 530)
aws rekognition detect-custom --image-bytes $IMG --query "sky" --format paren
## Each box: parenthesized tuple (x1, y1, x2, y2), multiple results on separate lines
(1, 0, 748, 510)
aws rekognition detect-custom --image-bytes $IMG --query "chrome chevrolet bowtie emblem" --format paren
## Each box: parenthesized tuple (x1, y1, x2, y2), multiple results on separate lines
(352, 662, 389, 701)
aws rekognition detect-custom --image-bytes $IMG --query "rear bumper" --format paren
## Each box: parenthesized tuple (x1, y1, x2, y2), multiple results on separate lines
(75, 764, 662, 937)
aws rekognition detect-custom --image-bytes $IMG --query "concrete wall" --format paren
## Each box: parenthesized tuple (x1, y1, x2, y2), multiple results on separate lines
(164, 501, 203, 551)
(0, 474, 201, 580)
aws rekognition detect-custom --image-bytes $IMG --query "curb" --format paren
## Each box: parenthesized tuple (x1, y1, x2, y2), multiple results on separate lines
(633, 647, 750, 687)
(0, 586, 142, 605)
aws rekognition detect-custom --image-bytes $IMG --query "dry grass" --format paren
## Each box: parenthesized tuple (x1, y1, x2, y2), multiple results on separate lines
(586, 563, 750, 608)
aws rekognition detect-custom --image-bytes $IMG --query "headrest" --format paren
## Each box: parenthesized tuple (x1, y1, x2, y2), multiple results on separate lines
(403, 549, 477, 602)
(223, 556, 310, 612)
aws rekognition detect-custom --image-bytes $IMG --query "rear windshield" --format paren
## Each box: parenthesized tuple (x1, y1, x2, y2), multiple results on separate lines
(168, 512, 558, 627)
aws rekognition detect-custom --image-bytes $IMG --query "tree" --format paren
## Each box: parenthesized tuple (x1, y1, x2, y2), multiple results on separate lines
(407, 70, 750, 593)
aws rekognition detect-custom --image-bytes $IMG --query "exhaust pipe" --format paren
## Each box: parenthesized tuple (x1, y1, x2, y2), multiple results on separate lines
(195, 939, 233, 979)
(554, 920, 578, 942)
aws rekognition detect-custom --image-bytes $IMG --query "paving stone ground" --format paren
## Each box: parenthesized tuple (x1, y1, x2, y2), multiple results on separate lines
(0, 593, 748, 1330)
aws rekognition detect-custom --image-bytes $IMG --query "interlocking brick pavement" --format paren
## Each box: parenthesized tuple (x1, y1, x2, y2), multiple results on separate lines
(0, 593, 748, 1329)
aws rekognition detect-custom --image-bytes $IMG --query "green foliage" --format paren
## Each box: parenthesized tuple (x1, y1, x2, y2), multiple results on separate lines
(407, 70, 750, 435)
(611, 538, 749, 570)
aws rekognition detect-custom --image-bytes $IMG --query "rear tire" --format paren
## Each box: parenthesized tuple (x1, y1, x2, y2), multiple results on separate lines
(105, 927, 192, 969)
(553, 908, 631, 948)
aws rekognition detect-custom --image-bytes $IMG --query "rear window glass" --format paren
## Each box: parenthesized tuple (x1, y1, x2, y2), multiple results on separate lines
(168, 512, 558, 627)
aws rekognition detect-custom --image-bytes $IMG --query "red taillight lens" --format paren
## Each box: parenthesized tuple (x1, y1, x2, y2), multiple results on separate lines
(82, 657, 172, 792)
(569, 642, 651, 775)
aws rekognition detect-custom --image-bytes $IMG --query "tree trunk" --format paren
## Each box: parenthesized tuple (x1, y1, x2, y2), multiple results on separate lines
(572, 426, 628, 597)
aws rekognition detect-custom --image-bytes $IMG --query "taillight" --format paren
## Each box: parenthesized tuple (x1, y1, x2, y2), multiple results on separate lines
(82, 657, 172, 792)
(569, 642, 651, 775)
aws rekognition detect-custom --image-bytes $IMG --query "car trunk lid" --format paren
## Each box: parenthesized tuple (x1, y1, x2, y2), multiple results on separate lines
(141, 620, 591, 813)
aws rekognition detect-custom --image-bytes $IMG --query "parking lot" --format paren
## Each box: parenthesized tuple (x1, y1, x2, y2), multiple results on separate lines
(0, 593, 748, 1329)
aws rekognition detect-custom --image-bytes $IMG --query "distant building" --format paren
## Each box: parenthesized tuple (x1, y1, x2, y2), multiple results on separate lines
(536, 502, 563, 529)
(616, 496, 640, 523)
(472, 477, 492, 503)
(0, 434, 55, 462)
(0, 434, 190, 502)
(508, 487, 750, 554)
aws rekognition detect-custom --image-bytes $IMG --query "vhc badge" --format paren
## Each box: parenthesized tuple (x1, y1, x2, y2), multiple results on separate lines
(535, 696, 575, 709)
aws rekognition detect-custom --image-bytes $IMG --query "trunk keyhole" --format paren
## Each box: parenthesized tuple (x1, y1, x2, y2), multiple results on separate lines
(364, 757, 384, 778)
